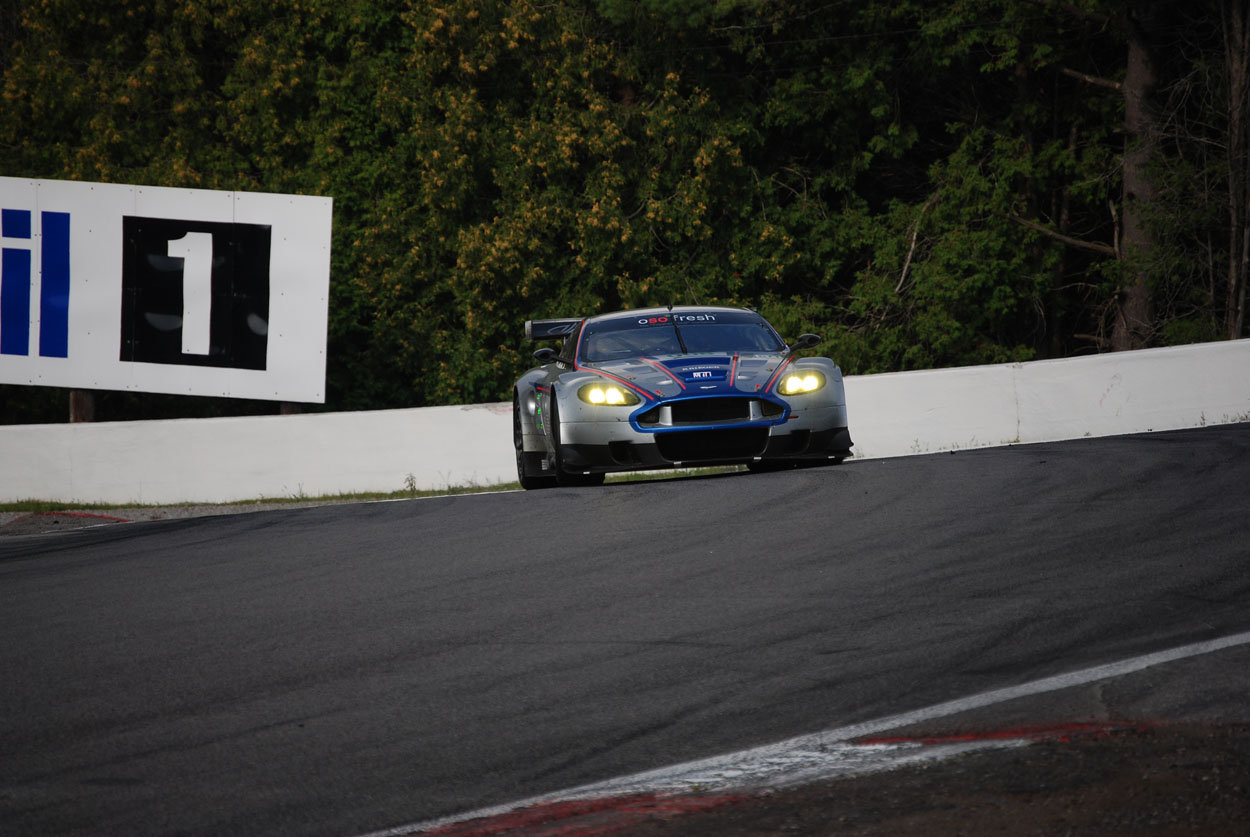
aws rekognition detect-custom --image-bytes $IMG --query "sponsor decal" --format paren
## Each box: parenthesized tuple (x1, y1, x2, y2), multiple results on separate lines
(121, 216, 271, 369)
(0, 176, 332, 402)
(1, 209, 70, 358)
(637, 357, 685, 390)
(2, 209, 274, 371)
(636, 313, 718, 325)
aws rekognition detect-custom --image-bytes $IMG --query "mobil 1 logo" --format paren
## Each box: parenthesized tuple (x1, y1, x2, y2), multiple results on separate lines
(120, 217, 271, 370)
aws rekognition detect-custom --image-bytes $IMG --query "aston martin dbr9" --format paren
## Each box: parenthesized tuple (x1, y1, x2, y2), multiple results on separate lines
(512, 306, 852, 488)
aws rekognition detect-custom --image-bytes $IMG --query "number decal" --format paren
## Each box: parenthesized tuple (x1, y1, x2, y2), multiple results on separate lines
(167, 232, 213, 356)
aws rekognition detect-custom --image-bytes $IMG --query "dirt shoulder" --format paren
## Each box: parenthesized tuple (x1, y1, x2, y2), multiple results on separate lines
(0, 499, 354, 537)
(622, 723, 1250, 836)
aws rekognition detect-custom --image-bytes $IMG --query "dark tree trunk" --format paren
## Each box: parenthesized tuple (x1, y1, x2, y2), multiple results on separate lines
(1224, 0, 1250, 339)
(69, 390, 94, 423)
(1112, 3, 1158, 351)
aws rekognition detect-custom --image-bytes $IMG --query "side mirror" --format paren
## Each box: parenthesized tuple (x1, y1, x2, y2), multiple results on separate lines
(532, 347, 560, 364)
(788, 333, 822, 352)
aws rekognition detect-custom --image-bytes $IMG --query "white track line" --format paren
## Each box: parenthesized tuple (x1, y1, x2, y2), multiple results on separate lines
(359, 629, 1250, 837)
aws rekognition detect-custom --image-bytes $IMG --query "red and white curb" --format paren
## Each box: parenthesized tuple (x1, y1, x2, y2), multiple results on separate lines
(359, 630, 1250, 837)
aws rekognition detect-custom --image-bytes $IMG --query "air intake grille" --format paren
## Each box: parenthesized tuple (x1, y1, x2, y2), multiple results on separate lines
(672, 398, 750, 424)
(656, 428, 769, 461)
(638, 397, 780, 427)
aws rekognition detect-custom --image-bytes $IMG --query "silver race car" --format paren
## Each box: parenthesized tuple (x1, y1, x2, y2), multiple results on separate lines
(513, 306, 852, 487)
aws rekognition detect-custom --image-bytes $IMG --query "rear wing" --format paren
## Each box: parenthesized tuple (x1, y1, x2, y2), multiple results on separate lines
(525, 318, 582, 341)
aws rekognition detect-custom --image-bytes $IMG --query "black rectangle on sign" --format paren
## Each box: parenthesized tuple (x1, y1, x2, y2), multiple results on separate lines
(120, 216, 271, 370)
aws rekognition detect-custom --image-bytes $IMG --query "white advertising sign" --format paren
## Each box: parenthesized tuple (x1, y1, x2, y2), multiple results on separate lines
(0, 177, 332, 402)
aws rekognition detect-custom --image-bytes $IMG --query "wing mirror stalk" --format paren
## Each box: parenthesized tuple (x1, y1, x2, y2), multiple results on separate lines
(787, 333, 822, 355)
(533, 347, 570, 365)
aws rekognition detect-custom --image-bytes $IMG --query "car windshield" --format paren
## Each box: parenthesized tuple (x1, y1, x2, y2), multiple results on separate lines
(579, 313, 785, 361)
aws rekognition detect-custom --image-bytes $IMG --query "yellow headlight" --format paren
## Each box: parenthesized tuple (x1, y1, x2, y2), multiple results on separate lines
(779, 371, 825, 395)
(578, 382, 641, 406)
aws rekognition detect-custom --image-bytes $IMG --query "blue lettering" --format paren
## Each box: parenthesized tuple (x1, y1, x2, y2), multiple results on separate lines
(39, 212, 71, 358)
(1, 209, 32, 356)
(0, 209, 72, 358)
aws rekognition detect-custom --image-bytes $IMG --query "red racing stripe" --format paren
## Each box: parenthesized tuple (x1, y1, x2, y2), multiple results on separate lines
(575, 365, 656, 401)
(416, 792, 747, 836)
(637, 357, 685, 389)
(763, 356, 792, 394)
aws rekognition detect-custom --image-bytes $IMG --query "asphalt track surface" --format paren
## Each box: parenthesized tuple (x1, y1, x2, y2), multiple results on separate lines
(2, 425, 1249, 836)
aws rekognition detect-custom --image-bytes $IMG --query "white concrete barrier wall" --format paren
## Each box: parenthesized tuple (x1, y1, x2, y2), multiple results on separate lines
(1014, 341, 1250, 443)
(2, 340, 1248, 504)
(846, 339, 1250, 459)
(1, 403, 517, 505)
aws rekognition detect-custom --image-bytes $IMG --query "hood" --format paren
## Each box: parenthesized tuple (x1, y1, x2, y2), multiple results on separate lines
(584, 353, 785, 399)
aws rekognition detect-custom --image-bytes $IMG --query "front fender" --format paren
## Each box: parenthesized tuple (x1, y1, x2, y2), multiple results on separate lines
(552, 372, 649, 430)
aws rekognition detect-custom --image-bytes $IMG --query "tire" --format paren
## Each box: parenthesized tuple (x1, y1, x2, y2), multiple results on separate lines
(514, 392, 556, 490)
(550, 397, 605, 487)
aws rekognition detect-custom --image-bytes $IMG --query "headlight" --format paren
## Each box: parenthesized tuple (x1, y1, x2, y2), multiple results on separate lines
(577, 382, 641, 406)
(778, 370, 825, 395)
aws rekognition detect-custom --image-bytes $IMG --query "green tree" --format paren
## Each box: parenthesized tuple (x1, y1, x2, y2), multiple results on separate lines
(0, 0, 1243, 421)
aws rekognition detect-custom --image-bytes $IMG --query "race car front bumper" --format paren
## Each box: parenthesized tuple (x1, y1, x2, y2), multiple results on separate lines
(560, 426, 852, 470)
(557, 402, 852, 472)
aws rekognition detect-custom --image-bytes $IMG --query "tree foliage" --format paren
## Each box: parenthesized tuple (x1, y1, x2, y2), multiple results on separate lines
(0, 0, 1243, 421)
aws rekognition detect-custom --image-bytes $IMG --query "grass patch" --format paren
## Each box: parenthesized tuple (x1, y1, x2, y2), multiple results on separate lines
(239, 482, 524, 504)
(0, 482, 523, 513)
(0, 500, 140, 514)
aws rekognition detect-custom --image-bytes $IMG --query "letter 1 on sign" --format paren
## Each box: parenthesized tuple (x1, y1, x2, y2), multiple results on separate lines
(167, 232, 213, 356)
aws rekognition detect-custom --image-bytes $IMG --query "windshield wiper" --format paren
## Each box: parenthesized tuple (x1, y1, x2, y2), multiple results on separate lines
(668, 304, 689, 354)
